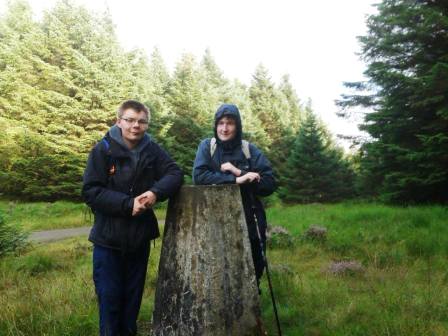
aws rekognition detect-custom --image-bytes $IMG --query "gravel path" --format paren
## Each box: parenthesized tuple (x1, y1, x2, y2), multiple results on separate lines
(29, 227, 91, 243)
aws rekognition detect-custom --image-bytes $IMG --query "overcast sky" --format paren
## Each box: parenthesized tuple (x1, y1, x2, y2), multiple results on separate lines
(2, 0, 378, 146)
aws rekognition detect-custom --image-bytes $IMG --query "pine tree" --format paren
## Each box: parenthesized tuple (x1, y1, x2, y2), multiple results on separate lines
(339, 0, 448, 203)
(145, 47, 174, 149)
(278, 74, 302, 133)
(166, 53, 215, 175)
(0, 0, 49, 125)
(270, 74, 304, 181)
(279, 109, 355, 203)
(222, 79, 269, 149)
(0, 0, 154, 200)
(248, 65, 290, 146)
(199, 49, 232, 118)
(200, 48, 227, 90)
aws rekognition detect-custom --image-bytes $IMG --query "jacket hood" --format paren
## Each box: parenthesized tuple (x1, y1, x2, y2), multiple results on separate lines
(213, 104, 243, 149)
(108, 124, 150, 153)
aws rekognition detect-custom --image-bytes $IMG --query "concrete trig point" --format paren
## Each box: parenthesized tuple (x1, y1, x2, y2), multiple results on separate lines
(152, 185, 263, 336)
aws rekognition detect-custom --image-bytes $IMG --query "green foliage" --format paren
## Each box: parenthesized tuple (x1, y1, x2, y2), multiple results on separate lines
(0, 0, 153, 200)
(0, 210, 28, 257)
(163, 53, 214, 174)
(15, 254, 62, 276)
(249, 64, 291, 149)
(0, 131, 85, 200)
(278, 109, 356, 203)
(406, 230, 441, 258)
(0, 0, 345, 202)
(339, 0, 448, 204)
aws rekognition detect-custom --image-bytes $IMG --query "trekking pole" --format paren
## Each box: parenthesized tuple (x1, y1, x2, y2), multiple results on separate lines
(249, 191, 282, 336)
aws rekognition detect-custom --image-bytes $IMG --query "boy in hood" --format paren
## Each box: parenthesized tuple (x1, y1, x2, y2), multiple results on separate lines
(192, 104, 276, 292)
(82, 100, 183, 336)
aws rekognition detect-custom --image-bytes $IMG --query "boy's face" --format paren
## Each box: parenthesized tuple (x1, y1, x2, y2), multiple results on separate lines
(216, 116, 237, 142)
(117, 108, 149, 148)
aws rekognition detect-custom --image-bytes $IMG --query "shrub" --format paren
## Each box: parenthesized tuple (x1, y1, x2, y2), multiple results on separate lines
(0, 210, 29, 257)
(266, 225, 295, 248)
(303, 225, 327, 242)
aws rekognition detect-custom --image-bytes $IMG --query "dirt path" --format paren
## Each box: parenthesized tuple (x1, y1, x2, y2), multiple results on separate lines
(29, 227, 91, 243)
(30, 221, 165, 243)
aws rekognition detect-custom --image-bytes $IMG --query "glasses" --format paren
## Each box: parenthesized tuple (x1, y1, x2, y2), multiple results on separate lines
(120, 117, 149, 126)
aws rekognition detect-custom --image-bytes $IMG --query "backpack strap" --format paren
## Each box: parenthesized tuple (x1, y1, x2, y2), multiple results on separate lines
(210, 137, 251, 160)
(210, 137, 217, 157)
(241, 140, 251, 160)
(101, 138, 110, 151)
(101, 138, 115, 176)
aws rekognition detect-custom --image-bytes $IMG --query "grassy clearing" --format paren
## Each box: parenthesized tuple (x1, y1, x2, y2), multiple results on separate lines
(0, 237, 161, 336)
(0, 202, 447, 335)
(262, 202, 448, 335)
(0, 201, 88, 232)
(0, 200, 167, 232)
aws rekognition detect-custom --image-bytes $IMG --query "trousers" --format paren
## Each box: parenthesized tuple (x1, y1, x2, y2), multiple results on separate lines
(93, 244, 150, 336)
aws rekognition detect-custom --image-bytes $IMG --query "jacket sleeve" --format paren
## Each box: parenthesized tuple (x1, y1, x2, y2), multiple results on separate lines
(192, 139, 237, 185)
(249, 144, 276, 197)
(149, 144, 184, 202)
(82, 143, 134, 217)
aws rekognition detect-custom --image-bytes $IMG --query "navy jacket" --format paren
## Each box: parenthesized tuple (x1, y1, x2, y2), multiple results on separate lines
(82, 129, 183, 252)
(193, 138, 275, 238)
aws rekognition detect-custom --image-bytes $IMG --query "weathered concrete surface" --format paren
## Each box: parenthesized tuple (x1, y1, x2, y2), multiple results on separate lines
(152, 185, 262, 336)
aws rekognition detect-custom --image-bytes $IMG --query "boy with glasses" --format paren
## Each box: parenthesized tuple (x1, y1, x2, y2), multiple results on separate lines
(82, 100, 183, 335)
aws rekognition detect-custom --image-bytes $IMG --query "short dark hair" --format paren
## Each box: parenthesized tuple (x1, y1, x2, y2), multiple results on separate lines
(117, 100, 150, 120)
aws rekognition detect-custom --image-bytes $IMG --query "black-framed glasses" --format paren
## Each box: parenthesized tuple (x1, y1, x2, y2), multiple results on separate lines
(120, 117, 149, 125)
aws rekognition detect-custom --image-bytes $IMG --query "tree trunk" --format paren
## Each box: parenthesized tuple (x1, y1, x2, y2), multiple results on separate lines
(152, 185, 263, 336)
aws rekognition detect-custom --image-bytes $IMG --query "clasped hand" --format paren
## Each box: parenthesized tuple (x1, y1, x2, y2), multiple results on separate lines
(132, 191, 157, 216)
(220, 162, 260, 185)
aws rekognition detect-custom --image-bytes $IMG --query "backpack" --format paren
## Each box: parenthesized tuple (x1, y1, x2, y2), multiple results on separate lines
(101, 138, 116, 176)
(209, 137, 251, 160)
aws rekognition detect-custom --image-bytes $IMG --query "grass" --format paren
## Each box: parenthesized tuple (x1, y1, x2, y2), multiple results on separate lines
(262, 202, 448, 335)
(0, 200, 167, 232)
(0, 201, 88, 231)
(0, 237, 162, 336)
(0, 202, 447, 335)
